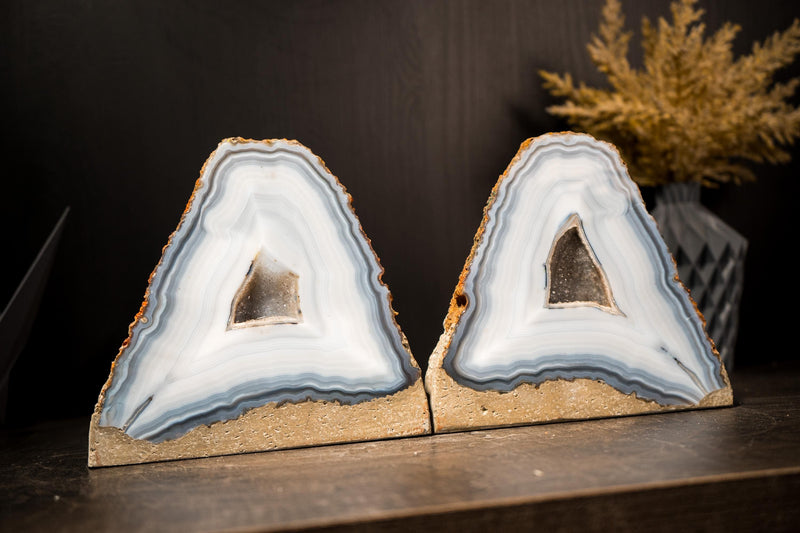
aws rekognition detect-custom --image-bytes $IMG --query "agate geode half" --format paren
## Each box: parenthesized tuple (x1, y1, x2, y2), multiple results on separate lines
(89, 139, 430, 466)
(425, 133, 732, 432)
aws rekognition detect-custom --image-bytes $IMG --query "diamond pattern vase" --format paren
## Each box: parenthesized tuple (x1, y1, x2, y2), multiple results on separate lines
(651, 182, 747, 371)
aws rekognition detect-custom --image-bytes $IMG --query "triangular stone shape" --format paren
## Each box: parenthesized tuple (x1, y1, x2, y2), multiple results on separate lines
(228, 251, 302, 329)
(89, 138, 430, 466)
(425, 133, 732, 433)
(546, 214, 619, 313)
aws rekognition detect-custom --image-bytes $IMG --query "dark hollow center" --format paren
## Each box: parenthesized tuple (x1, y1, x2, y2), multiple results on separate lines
(229, 255, 302, 328)
(547, 226, 612, 308)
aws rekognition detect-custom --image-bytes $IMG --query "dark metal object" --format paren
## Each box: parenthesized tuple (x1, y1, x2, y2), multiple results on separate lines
(0, 208, 69, 423)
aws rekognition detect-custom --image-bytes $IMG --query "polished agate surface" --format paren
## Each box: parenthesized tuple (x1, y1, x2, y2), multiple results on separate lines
(443, 133, 727, 405)
(99, 139, 420, 442)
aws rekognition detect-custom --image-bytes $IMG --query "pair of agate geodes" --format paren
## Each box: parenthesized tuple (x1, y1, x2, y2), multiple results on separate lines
(88, 134, 731, 467)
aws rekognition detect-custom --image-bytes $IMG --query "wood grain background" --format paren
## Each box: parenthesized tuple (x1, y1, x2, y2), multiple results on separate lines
(1, 0, 798, 424)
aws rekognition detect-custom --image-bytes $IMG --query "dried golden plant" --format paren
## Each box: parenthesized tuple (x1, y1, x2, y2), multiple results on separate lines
(540, 0, 800, 186)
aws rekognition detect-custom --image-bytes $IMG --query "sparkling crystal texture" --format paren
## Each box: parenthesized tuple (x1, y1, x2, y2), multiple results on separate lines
(546, 215, 616, 311)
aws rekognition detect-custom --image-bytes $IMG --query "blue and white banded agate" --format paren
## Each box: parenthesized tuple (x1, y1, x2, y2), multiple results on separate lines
(427, 133, 731, 431)
(97, 139, 421, 444)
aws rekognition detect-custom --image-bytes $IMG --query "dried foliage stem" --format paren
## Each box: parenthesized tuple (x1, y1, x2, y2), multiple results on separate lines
(540, 0, 800, 187)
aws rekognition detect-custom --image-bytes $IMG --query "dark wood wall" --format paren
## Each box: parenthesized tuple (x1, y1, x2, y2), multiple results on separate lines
(2, 0, 798, 423)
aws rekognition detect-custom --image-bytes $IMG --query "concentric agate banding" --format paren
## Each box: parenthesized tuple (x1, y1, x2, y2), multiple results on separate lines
(440, 133, 728, 406)
(98, 139, 420, 443)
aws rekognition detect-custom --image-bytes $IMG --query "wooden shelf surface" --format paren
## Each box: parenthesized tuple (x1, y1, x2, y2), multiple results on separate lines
(2, 364, 799, 532)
